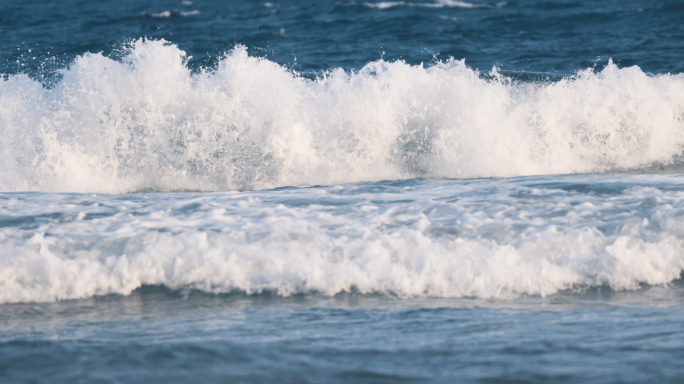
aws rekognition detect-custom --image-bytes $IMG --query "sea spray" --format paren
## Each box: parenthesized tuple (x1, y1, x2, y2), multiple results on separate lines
(1, 39, 684, 194)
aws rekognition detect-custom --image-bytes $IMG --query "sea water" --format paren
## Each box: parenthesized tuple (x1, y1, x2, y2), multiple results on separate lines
(1, 0, 684, 382)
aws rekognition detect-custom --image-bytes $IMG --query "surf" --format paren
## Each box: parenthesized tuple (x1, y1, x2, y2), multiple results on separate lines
(1, 39, 684, 194)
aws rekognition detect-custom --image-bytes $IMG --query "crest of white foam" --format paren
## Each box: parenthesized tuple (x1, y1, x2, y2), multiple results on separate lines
(1, 39, 684, 193)
(142, 9, 200, 18)
(1, 179, 683, 303)
(364, 0, 491, 9)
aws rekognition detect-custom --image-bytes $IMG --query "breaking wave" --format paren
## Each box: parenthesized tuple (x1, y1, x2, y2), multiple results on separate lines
(1, 39, 684, 193)
(2, 176, 684, 303)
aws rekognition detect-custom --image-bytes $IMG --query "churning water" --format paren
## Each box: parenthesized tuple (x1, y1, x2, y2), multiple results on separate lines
(2, 0, 684, 382)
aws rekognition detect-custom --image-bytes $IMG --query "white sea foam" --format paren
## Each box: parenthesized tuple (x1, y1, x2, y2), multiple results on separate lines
(363, 0, 496, 9)
(142, 9, 200, 18)
(1, 175, 683, 303)
(1, 39, 684, 194)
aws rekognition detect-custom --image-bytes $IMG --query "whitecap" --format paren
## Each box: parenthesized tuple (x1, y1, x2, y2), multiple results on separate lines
(1, 39, 684, 194)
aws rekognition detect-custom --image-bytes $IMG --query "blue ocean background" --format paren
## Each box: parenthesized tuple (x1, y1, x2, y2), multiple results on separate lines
(1, 0, 684, 382)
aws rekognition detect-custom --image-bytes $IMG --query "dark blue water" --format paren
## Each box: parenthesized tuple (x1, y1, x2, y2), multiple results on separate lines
(3, 286, 684, 384)
(2, 1, 684, 383)
(3, 0, 684, 80)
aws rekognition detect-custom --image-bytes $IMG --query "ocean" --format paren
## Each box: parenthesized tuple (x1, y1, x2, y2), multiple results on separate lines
(1, 0, 684, 382)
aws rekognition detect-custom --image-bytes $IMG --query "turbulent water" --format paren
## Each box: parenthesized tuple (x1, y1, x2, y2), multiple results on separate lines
(2, 0, 684, 383)
(3, 40, 684, 193)
(4, 175, 684, 304)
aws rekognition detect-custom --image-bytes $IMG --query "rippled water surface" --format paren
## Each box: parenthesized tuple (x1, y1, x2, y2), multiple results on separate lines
(2, 286, 684, 383)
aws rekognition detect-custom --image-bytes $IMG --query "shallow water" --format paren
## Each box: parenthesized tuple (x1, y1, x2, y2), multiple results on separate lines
(2, 0, 684, 382)
(2, 285, 684, 383)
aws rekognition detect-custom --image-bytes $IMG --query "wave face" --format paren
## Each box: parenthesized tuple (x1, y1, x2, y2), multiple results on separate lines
(1, 39, 684, 193)
(2, 175, 684, 304)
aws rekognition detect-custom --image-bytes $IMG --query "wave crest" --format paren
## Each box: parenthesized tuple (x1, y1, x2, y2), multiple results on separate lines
(1, 39, 684, 193)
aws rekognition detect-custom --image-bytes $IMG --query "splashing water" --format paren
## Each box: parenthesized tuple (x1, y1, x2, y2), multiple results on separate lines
(1, 39, 684, 194)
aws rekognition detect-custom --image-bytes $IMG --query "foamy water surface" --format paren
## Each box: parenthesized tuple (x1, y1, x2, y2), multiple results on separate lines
(2, 174, 684, 303)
